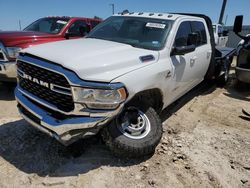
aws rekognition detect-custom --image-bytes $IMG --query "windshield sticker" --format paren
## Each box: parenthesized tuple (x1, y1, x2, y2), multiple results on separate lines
(152, 41, 159, 44)
(56, 20, 67, 25)
(146, 23, 166, 29)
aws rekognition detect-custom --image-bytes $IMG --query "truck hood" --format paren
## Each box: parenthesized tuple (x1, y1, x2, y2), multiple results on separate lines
(0, 31, 57, 47)
(22, 38, 159, 82)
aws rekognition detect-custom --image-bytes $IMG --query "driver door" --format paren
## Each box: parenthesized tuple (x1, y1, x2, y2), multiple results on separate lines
(169, 21, 199, 101)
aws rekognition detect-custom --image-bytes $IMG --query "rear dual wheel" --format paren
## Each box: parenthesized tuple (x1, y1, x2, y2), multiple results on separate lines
(217, 57, 233, 87)
(217, 65, 230, 86)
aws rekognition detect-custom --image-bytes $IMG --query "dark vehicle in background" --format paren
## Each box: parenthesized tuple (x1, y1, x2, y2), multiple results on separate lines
(0, 16, 101, 82)
(234, 15, 250, 83)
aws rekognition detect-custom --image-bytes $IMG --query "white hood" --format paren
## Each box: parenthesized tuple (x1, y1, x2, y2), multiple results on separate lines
(23, 38, 159, 82)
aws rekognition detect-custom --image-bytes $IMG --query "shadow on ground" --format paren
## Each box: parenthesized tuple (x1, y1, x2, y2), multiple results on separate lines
(224, 77, 250, 102)
(0, 119, 149, 177)
(0, 82, 16, 101)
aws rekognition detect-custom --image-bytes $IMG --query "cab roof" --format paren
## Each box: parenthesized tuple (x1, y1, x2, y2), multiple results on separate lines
(114, 12, 209, 22)
(114, 12, 182, 21)
(45, 16, 102, 21)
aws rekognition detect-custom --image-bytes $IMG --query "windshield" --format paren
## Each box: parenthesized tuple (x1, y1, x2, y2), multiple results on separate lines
(87, 16, 173, 50)
(24, 18, 69, 34)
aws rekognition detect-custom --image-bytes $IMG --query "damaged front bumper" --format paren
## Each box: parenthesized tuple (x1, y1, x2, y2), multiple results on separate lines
(15, 87, 123, 145)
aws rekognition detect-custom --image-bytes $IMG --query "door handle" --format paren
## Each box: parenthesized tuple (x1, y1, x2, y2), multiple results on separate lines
(190, 56, 197, 65)
(166, 71, 172, 78)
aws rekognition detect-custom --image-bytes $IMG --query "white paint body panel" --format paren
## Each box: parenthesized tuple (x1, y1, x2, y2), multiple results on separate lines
(23, 38, 159, 82)
(22, 13, 212, 109)
(213, 24, 228, 47)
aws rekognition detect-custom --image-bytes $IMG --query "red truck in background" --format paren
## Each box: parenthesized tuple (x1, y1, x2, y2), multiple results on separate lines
(0, 16, 101, 82)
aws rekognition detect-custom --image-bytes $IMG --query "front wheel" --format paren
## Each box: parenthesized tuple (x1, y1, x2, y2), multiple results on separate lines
(102, 105, 162, 158)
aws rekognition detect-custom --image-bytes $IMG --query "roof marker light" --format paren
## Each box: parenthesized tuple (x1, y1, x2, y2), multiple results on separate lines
(121, 10, 129, 15)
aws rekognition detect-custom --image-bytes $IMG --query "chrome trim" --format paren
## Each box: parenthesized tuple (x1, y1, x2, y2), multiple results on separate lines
(50, 83, 72, 96)
(16, 88, 121, 137)
(17, 68, 72, 96)
(20, 110, 54, 137)
(17, 86, 123, 117)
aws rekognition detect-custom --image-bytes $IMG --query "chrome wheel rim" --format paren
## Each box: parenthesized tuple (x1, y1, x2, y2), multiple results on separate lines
(117, 107, 151, 140)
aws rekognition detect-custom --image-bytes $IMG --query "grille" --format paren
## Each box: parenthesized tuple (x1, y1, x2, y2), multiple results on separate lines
(17, 60, 74, 112)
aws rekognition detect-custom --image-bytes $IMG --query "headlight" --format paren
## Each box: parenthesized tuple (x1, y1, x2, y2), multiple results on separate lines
(72, 87, 127, 110)
(6, 47, 22, 59)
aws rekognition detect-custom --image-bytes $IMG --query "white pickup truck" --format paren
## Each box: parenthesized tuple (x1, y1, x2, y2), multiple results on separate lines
(15, 12, 235, 157)
(213, 23, 229, 47)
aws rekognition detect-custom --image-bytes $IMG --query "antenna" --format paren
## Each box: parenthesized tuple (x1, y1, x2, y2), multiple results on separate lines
(109, 4, 115, 15)
(19, 20, 22, 30)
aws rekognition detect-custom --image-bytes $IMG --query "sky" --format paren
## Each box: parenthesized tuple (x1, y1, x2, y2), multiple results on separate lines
(0, 0, 249, 31)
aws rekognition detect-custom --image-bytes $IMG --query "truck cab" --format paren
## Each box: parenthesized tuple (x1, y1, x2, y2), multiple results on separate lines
(0, 16, 101, 82)
(15, 12, 234, 158)
(213, 23, 229, 47)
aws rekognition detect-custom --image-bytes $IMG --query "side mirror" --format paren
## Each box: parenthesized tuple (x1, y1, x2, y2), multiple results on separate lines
(233, 15, 243, 34)
(65, 32, 79, 39)
(172, 45, 196, 56)
(79, 26, 87, 36)
(65, 25, 90, 39)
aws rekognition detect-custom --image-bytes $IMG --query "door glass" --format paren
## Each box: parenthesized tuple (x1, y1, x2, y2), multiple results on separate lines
(68, 20, 90, 36)
(191, 21, 207, 46)
(174, 21, 192, 47)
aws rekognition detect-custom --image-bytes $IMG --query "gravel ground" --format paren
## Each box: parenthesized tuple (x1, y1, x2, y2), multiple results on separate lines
(0, 66, 249, 188)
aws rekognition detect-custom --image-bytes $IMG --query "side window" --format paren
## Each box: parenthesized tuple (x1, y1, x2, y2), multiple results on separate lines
(174, 21, 192, 47)
(218, 26, 223, 34)
(191, 21, 207, 46)
(67, 20, 90, 36)
(90, 21, 100, 28)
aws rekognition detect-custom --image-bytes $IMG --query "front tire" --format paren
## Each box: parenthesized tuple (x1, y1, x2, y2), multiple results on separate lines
(102, 105, 162, 158)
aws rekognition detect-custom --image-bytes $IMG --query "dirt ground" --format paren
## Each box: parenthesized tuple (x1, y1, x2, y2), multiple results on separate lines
(0, 64, 249, 188)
